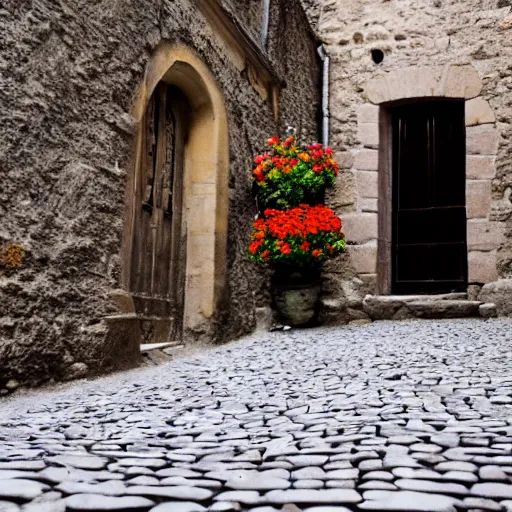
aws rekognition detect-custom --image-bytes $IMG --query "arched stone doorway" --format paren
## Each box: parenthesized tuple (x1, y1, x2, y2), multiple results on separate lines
(122, 43, 229, 342)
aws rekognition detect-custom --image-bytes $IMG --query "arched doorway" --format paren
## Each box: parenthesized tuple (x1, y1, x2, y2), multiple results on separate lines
(122, 43, 229, 343)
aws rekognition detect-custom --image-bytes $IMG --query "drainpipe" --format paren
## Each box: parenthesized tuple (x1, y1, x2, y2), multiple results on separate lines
(317, 45, 330, 146)
(261, 0, 271, 48)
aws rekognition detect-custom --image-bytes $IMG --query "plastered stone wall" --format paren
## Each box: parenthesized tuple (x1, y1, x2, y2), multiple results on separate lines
(0, 0, 321, 388)
(312, 0, 512, 319)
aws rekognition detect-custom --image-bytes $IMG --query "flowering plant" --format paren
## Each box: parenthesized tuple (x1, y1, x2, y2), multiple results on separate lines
(249, 205, 346, 269)
(252, 136, 339, 210)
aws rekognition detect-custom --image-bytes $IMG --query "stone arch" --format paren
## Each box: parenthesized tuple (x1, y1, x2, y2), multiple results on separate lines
(123, 42, 229, 335)
(342, 64, 502, 295)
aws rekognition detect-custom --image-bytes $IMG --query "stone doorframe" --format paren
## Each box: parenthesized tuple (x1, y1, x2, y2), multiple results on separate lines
(344, 64, 503, 295)
(122, 43, 229, 335)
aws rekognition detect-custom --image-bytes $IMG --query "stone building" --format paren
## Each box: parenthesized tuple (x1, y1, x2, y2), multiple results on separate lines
(0, 0, 321, 387)
(308, 0, 512, 322)
(2, 0, 512, 389)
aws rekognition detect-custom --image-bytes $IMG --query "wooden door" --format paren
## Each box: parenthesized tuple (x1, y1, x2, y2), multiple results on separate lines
(130, 84, 188, 340)
(392, 101, 467, 294)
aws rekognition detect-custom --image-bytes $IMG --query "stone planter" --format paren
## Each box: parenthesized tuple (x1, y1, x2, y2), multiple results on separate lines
(272, 270, 321, 326)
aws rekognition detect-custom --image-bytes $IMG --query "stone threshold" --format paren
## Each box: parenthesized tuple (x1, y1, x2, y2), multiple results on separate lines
(363, 294, 497, 321)
(140, 341, 184, 366)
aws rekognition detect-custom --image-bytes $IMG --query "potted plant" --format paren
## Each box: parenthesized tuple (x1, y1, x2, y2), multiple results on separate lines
(252, 136, 340, 210)
(249, 204, 346, 326)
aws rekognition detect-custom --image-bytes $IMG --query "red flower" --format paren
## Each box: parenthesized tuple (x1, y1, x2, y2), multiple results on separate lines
(281, 243, 291, 255)
(290, 158, 299, 167)
(254, 218, 265, 230)
(284, 136, 295, 148)
(254, 154, 268, 164)
(249, 240, 263, 254)
(325, 147, 333, 155)
(312, 249, 323, 257)
(262, 250, 270, 261)
(313, 164, 323, 173)
(253, 170, 265, 182)
(267, 136, 279, 146)
(254, 231, 265, 239)
(300, 241, 310, 251)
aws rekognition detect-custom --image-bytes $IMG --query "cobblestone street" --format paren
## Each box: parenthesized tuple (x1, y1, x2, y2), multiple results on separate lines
(3, 319, 512, 511)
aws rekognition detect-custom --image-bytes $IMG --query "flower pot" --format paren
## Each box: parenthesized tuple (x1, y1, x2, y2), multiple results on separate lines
(272, 271, 321, 327)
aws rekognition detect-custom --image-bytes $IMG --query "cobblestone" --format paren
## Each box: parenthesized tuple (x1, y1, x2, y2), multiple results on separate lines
(1, 319, 512, 510)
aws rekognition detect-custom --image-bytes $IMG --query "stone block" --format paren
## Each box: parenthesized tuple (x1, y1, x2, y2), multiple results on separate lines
(327, 172, 356, 210)
(479, 279, 512, 316)
(357, 104, 379, 124)
(342, 213, 378, 244)
(443, 65, 483, 99)
(466, 180, 492, 219)
(354, 149, 379, 171)
(359, 198, 378, 213)
(479, 303, 498, 318)
(108, 289, 136, 314)
(102, 315, 142, 369)
(365, 65, 482, 104)
(468, 251, 498, 284)
(335, 151, 354, 170)
(347, 242, 377, 274)
(467, 220, 506, 251)
(466, 155, 496, 180)
(467, 284, 482, 301)
(465, 97, 495, 126)
(355, 170, 378, 198)
(254, 307, 273, 332)
(407, 300, 481, 319)
(357, 123, 379, 149)
(466, 125, 499, 155)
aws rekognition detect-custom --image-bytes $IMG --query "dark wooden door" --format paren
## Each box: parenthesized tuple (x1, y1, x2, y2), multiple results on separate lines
(130, 84, 188, 340)
(392, 101, 467, 294)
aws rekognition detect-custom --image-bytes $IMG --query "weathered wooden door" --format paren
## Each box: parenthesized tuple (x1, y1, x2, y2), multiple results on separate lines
(392, 101, 467, 294)
(130, 84, 188, 340)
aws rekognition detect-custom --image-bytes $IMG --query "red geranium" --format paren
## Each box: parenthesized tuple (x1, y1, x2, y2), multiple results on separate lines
(248, 205, 346, 268)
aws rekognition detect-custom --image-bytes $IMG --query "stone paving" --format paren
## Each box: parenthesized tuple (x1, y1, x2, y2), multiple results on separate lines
(2, 319, 512, 511)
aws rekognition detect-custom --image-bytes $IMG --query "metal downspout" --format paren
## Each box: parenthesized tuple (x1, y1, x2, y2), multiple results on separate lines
(317, 45, 330, 146)
(261, 0, 271, 48)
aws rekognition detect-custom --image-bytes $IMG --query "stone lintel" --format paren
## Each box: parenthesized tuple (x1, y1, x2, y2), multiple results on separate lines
(365, 64, 482, 105)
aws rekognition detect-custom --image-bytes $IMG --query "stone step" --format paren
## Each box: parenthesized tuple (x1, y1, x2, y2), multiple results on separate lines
(479, 302, 498, 318)
(363, 294, 481, 321)
(406, 300, 482, 319)
(140, 342, 179, 353)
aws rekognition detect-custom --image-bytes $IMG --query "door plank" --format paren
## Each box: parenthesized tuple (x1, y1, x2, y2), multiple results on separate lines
(150, 84, 168, 296)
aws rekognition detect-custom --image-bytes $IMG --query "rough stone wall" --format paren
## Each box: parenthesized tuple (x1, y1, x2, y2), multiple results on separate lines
(311, 0, 512, 322)
(0, 0, 320, 388)
(221, 0, 266, 43)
